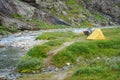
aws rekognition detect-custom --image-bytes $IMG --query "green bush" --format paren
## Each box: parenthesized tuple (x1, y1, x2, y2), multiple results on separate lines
(27, 45, 49, 58)
(74, 66, 105, 75)
(17, 56, 42, 73)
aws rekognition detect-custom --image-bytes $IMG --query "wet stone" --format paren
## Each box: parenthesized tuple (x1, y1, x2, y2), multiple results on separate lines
(0, 43, 5, 48)
(0, 75, 7, 80)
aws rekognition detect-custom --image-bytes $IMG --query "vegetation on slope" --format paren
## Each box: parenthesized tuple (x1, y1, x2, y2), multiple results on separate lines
(0, 0, 112, 35)
(0, 26, 19, 35)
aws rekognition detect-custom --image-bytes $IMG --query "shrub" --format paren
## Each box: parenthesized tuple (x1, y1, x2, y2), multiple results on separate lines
(27, 45, 49, 58)
(74, 66, 105, 76)
(17, 56, 42, 73)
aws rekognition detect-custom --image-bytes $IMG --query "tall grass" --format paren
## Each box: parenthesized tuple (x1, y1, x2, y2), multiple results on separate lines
(27, 45, 49, 58)
(17, 56, 42, 73)
(65, 66, 120, 80)
(17, 45, 49, 73)
(73, 66, 106, 76)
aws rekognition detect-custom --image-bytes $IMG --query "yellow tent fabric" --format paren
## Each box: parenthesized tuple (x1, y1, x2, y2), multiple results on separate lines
(87, 29, 105, 40)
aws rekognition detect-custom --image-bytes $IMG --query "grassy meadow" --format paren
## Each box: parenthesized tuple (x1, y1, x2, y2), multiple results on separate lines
(17, 27, 120, 80)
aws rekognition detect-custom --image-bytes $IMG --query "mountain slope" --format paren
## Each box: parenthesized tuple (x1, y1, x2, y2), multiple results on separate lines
(0, 0, 120, 34)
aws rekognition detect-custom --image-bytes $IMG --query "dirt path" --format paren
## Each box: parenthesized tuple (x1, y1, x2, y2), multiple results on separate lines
(50, 72, 68, 80)
(43, 42, 74, 67)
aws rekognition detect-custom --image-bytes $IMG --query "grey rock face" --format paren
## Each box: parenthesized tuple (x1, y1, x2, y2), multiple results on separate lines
(0, 0, 119, 31)
(0, 0, 35, 30)
(83, 0, 120, 24)
(0, 16, 32, 30)
(0, 0, 35, 18)
(0, 0, 72, 31)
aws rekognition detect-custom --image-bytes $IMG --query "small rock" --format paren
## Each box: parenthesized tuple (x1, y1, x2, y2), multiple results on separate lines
(96, 57, 100, 60)
(15, 33, 22, 37)
(62, 66, 69, 70)
(0, 43, 5, 48)
(66, 62, 70, 66)
(32, 71, 36, 74)
(62, 11, 67, 15)
(55, 68, 59, 72)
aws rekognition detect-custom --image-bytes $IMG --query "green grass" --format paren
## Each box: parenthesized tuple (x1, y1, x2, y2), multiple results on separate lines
(17, 27, 120, 75)
(73, 66, 106, 76)
(36, 31, 77, 40)
(52, 28, 120, 67)
(17, 27, 120, 79)
(0, 26, 9, 35)
(0, 26, 19, 35)
(17, 56, 43, 73)
(44, 38, 71, 47)
(52, 40, 120, 67)
(17, 44, 50, 73)
(27, 19, 71, 29)
(17, 31, 83, 72)
(27, 45, 49, 58)
(36, 31, 83, 51)
(11, 13, 23, 19)
(66, 0, 76, 6)
(94, 13, 107, 22)
(52, 27, 120, 80)
(65, 66, 120, 80)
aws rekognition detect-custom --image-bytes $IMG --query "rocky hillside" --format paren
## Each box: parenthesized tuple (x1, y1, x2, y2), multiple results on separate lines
(0, 0, 120, 34)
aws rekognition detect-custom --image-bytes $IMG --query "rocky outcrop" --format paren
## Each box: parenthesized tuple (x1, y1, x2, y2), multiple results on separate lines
(83, 0, 120, 24)
(0, 0, 119, 31)
(0, 0, 36, 30)
(0, 0, 72, 31)
(0, 16, 32, 30)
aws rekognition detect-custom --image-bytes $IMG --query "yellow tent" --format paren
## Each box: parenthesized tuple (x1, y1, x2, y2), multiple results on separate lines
(87, 29, 105, 40)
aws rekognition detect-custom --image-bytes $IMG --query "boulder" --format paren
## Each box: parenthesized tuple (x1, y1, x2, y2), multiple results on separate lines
(0, 75, 7, 80)
(1, 16, 32, 30)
